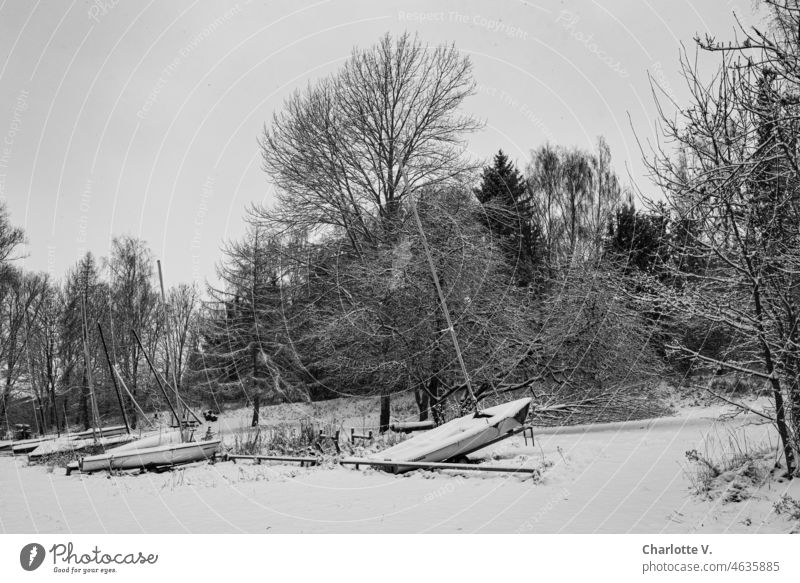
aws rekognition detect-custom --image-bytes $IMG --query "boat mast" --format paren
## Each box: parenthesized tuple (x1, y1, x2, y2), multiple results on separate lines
(401, 171, 478, 411)
(157, 260, 182, 428)
(132, 328, 184, 441)
(97, 323, 130, 434)
(80, 294, 102, 440)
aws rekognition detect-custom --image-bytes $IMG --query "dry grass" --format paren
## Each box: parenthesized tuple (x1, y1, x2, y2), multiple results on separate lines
(773, 495, 800, 520)
(684, 428, 779, 502)
(230, 420, 318, 456)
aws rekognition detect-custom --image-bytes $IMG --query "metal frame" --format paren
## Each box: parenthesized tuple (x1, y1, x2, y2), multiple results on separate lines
(339, 457, 538, 475)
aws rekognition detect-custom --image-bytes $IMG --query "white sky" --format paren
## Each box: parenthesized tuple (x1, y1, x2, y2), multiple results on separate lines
(0, 0, 763, 287)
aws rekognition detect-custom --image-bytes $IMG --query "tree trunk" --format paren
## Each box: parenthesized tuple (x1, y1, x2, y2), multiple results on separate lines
(37, 400, 47, 436)
(251, 344, 260, 427)
(415, 387, 429, 421)
(251, 392, 260, 427)
(428, 375, 444, 425)
(0, 391, 8, 430)
(61, 395, 68, 431)
(48, 382, 58, 432)
(379, 392, 390, 433)
(80, 368, 90, 430)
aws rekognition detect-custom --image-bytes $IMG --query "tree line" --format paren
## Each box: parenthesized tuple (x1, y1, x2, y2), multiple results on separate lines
(0, 225, 199, 434)
(4, 6, 800, 478)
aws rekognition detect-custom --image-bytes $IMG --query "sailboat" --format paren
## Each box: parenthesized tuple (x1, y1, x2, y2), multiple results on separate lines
(10, 435, 58, 455)
(76, 350, 220, 473)
(28, 308, 138, 461)
(368, 398, 532, 473)
(364, 172, 532, 473)
(27, 432, 134, 460)
(79, 436, 220, 472)
(74, 262, 220, 473)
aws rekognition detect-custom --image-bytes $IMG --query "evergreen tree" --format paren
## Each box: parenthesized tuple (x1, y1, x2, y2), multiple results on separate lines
(607, 202, 670, 277)
(474, 150, 537, 285)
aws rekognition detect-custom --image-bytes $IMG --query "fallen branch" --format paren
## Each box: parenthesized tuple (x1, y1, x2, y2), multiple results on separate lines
(696, 384, 776, 422)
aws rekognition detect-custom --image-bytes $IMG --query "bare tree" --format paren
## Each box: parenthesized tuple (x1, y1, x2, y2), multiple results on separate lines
(641, 0, 800, 476)
(0, 270, 48, 430)
(255, 32, 482, 248)
(0, 201, 24, 282)
(526, 141, 620, 270)
(589, 136, 622, 252)
(164, 283, 199, 396)
(26, 279, 61, 432)
(106, 237, 160, 428)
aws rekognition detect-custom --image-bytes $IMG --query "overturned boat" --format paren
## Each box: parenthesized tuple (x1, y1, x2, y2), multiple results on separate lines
(369, 397, 532, 473)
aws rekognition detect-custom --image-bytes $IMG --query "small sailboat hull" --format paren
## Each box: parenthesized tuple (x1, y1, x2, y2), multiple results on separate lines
(71, 425, 129, 439)
(27, 434, 136, 461)
(11, 436, 58, 455)
(107, 429, 182, 453)
(369, 397, 532, 473)
(79, 439, 221, 472)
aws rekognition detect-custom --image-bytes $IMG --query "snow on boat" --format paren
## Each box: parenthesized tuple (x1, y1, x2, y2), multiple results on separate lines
(11, 436, 58, 455)
(27, 434, 136, 461)
(369, 397, 532, 473)
(108, 429, 183, 452)
(79, 438, 221, 472)
(0, 440, 13, 454)
(71, 425, 129, 439)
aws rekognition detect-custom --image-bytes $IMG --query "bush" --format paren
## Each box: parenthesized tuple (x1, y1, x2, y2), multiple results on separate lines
(684, 430, 776, 501)
(708, 374, 763, 397)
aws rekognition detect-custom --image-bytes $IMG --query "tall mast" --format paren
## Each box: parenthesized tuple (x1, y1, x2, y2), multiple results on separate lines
(401, 172, 478, 411)
(97, 323, 130, 434)
(81, 294, 102, 439)
(157, 260, 182, 427)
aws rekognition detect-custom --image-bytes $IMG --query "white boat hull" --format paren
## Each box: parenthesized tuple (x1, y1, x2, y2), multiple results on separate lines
(71, 425, 129, 439)
(80, 439, 221, 472)
(107, 429, 182, 453)
(27, 434, 136, 460)
(370, 397, 532, 473)
(11, 436, 57, 455)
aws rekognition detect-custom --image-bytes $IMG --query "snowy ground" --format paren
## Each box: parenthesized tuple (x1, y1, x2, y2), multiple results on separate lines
(1, 401, 798, 533)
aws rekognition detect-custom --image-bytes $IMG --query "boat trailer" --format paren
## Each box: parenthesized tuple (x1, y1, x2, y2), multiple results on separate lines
(221, 425, 536, 475)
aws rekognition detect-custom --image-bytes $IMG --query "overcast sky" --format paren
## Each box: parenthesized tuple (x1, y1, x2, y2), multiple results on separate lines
(0, 0, 763, 288)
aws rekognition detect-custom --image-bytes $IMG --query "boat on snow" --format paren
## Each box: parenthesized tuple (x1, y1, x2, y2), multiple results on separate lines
(71, 425, 129, 439)
(79, 437, 221, 472)
(25, 424, 134, 460)
(10, 436, 59, 455)
(27, 433, 136, 461)
(368, 397, 532, 473)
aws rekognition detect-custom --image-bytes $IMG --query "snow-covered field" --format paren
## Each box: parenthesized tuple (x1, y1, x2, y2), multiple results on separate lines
(1, 401, 798, 533)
